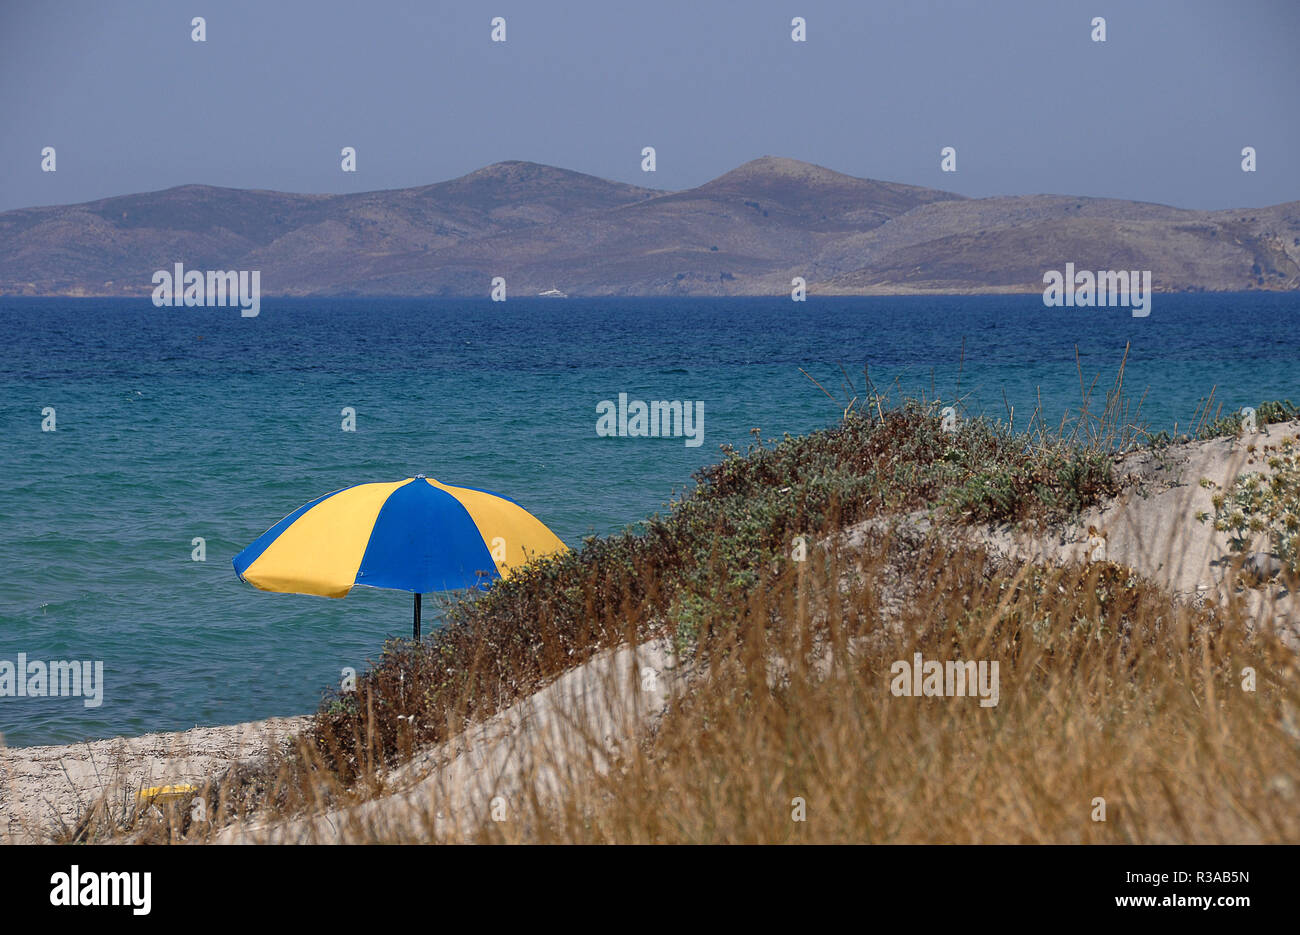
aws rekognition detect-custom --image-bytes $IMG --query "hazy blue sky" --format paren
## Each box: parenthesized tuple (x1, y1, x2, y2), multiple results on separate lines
(2, 0, 1297, 212)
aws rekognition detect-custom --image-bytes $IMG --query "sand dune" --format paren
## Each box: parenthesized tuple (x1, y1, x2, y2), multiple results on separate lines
(4, 423, 1296, 842)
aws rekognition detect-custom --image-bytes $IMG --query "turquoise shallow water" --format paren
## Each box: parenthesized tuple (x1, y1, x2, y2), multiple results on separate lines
(1, 294, 1297, 746)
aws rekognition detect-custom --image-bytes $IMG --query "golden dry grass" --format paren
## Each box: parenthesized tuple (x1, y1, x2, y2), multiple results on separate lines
(140, 528, 1296, 845)
(456, 536, 1299, 844)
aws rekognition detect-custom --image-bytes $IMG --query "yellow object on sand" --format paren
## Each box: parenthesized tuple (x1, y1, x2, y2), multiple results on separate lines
(136, 783, 198, 803)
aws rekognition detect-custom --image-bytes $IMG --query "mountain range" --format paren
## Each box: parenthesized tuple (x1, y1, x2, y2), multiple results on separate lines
(2, 156, 1298, 297)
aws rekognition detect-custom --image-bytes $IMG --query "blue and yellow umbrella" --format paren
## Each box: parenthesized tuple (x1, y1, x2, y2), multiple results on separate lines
(232, 475, 567, 639)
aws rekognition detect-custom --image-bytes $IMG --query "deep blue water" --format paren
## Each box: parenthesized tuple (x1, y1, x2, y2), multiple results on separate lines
(1, 294, 1296, 746)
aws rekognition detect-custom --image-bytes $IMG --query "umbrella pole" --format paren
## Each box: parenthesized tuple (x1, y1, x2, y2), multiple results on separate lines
(413, 592, 422, 642)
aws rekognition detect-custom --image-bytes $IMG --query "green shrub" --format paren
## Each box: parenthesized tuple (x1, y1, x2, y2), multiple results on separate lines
(1199, 434, 1300, 575)
(1197, 399, 1300, 440)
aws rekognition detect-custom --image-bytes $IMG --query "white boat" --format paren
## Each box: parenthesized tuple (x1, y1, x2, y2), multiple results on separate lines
(537, 287, 568, 298)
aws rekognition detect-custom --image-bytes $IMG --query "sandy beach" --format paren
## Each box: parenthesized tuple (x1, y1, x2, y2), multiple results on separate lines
(0, 716, 308, 843)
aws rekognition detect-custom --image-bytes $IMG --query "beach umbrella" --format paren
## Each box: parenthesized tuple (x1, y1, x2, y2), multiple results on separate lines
(232, 475, 567, 640)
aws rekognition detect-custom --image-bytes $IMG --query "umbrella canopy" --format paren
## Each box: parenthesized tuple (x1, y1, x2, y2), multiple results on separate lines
(232, 475, 566, 637)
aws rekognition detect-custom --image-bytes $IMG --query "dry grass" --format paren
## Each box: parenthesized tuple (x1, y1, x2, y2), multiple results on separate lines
(452, 534, 1300, 844)
(61, 387, 1300, 845)
(94, 524, 1300, 845)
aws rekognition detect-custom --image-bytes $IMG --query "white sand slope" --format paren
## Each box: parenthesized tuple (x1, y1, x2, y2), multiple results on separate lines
(1011, 420, 1299, 636)
(215, 639, 684, 843)
(843, 420, 1300, 640)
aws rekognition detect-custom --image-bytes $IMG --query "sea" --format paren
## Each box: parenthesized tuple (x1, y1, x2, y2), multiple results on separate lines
(1, 294, 1297, 746)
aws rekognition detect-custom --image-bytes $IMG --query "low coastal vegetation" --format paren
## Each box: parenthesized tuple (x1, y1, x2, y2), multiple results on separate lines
(1194, 399, 1300, 441)
(67, 393, 1300, 844)
(307, 400, 1120, 785)
(1200, 433, 1300, 577)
